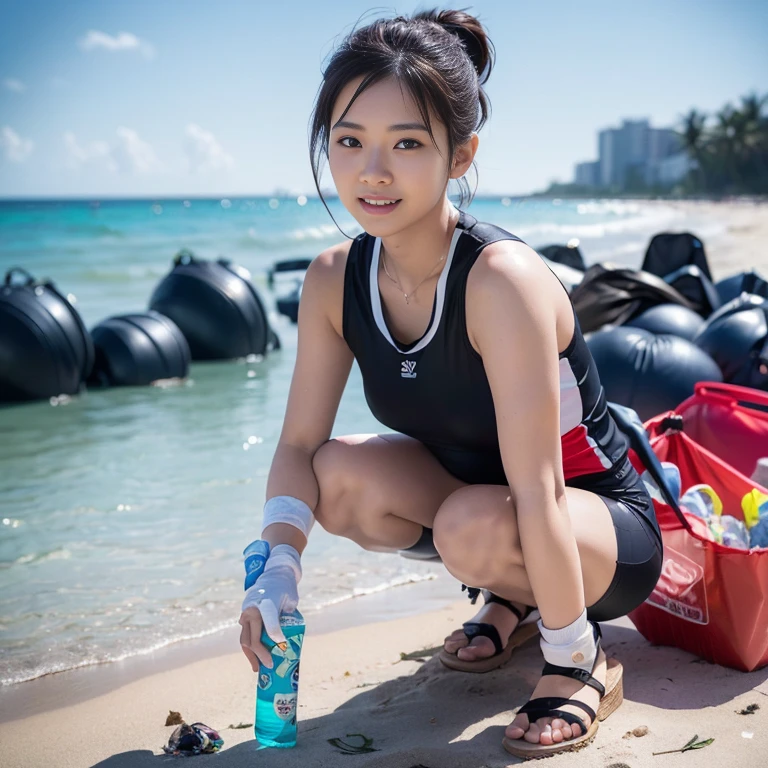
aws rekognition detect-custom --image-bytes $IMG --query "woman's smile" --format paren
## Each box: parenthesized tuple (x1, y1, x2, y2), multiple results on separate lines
(358, 197, 402, 215)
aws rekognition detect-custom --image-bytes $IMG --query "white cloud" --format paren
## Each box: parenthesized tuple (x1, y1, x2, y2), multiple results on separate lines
(63, 131, 117, 171)
(78, 30, 155, 59)
(1, 126, 34, 162)
(116, 127, 161, 173)
(64, 128, 160, 174)
(184, 124, 234, 172)
(3, 78, 26, 93)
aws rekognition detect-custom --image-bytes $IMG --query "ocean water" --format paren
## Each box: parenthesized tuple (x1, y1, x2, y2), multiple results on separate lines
(0, 196, 724, 688)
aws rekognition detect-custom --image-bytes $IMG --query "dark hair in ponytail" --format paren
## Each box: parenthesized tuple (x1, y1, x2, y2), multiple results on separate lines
(309, 8, 495, 223)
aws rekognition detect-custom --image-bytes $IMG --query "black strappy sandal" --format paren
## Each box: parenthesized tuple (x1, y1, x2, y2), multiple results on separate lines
(502, 622, 624, 759)
(439, 587, 539, 673)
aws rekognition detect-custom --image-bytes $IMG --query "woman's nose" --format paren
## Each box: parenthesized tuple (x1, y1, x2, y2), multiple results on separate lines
(359, 151, 393, 186)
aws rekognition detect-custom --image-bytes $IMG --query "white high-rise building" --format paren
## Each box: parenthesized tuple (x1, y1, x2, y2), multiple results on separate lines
(575, 161, 600, 187)
(598, 128, 616, 188)
(575, 120, 689, 190)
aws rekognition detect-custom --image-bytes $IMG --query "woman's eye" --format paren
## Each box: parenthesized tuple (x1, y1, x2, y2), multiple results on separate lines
(339, 136, 361, 148)
(395, 138, 421, 150)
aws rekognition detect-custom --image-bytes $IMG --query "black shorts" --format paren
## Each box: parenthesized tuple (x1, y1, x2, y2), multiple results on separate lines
(402, 451, 663, 623)
(566, 455, 663, 621)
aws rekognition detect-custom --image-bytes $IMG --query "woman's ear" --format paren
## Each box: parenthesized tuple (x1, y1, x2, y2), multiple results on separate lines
(450, 133, 479, 179)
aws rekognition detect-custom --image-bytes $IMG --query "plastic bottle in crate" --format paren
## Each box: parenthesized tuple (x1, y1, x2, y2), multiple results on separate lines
(641, 462, 681, 505)
(743, 489, 768, 549)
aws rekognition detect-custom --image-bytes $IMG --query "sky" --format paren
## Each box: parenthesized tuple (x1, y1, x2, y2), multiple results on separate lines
(0, 0, 766, 198)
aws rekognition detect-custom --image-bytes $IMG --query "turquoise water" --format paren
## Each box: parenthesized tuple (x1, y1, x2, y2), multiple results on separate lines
(0, 196, 714, 687)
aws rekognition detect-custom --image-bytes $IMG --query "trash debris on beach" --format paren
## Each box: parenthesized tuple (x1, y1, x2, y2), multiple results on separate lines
(652, 734, 715, 756)
(328, 733, 379, 754)
(165, 710, 184, 726)
(162, 722, 224, 756)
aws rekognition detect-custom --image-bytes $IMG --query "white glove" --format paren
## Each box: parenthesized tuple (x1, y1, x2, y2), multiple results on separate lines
(241, 544, 301, 646)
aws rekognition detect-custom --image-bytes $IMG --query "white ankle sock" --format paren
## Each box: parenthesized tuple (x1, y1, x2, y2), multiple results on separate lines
(538, 608, 598, 673)
(538, 608, 588, 645)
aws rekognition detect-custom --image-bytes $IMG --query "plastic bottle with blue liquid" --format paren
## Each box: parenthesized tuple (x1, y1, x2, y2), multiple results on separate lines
(242, 539, 305, 748)
(254, 610, 305, 748)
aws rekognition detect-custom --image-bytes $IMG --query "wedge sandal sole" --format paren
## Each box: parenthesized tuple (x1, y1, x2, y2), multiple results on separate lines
(501, 657, 624, 760)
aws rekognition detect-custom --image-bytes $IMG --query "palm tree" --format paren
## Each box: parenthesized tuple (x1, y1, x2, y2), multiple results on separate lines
(739, 92, 766, 124)
(738, 92, 768, 191)
(678, 109, 708, 192)
(678, 94, 767, 195)
(713, 104, 743, 191)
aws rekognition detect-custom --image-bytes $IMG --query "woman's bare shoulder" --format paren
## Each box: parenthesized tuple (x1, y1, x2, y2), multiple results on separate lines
(467, 238, 559, 300)
(303, 239, 355, 335)
(315, 238, 354, 267)
(307, 239, 354, 281)
(464, 238, 570, 351)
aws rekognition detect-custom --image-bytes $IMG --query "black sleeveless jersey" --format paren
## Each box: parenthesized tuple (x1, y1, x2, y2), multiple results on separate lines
(342, 210, 629, 486)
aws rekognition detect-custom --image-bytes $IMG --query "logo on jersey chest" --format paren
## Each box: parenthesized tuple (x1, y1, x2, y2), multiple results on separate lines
(400, 360, 417, 379)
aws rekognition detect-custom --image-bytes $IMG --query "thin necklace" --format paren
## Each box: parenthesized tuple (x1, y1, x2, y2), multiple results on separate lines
(381, 248, 445, 305)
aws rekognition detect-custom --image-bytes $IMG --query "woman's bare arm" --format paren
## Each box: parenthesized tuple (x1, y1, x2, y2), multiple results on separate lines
(261, 241, 354, 554)
(466, 240, 585, 629)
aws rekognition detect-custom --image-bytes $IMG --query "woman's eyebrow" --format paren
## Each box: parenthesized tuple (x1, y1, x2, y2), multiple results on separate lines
(332, 120, 429, 132)
(389, 122, 429, 132)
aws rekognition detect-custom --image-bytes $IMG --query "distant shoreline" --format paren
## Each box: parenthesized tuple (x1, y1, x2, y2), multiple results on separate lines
(2, 193, 768, 209)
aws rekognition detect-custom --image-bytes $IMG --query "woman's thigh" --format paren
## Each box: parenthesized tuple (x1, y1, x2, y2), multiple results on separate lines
(312, 433, 466, 550)
(433, 483, 621, 608)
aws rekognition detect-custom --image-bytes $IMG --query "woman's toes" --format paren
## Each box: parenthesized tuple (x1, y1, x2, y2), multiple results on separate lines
(504, 715, 528, 740)
(523, 722, 542, 744)
(456, 636, 495, 660)
(537, 719, 558, 745)
(443, 631, 468, 654)
(551, 718, 574, 741)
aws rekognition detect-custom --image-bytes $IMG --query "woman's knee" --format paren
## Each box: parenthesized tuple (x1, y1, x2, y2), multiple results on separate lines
(311, 438, 363, 536)
(432, 486, 523, 580)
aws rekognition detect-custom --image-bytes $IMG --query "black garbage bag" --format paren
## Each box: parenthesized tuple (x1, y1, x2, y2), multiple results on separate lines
(570, 263, 698, 334)
(663, 264, 721, 317)
(716, 269, 768, 305)
(625, 303, 705, 342)
(641, 232, 712, 281)
(694, 294, 768, 389)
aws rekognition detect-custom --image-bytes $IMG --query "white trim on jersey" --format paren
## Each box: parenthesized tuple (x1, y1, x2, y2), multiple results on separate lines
(369, 227, 463, 355)
(585, 431, 615, 469)
(559, 358, 584, 435)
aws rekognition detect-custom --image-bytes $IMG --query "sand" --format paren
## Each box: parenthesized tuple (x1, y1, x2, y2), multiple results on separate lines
(1, 601, 767, 768)
(664, 198, 768, 278)
(1, 199, 767, 768)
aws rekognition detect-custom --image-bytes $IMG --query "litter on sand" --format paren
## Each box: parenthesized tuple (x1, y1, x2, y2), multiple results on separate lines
(162, 722, 224, 756)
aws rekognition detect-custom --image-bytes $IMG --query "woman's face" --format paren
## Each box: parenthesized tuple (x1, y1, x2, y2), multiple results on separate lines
(328, 76, 455, 237)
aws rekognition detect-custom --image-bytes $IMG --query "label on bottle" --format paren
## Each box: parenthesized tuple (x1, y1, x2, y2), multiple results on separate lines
(273, 692, 297, 721)
(279, 614, 305, 628)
